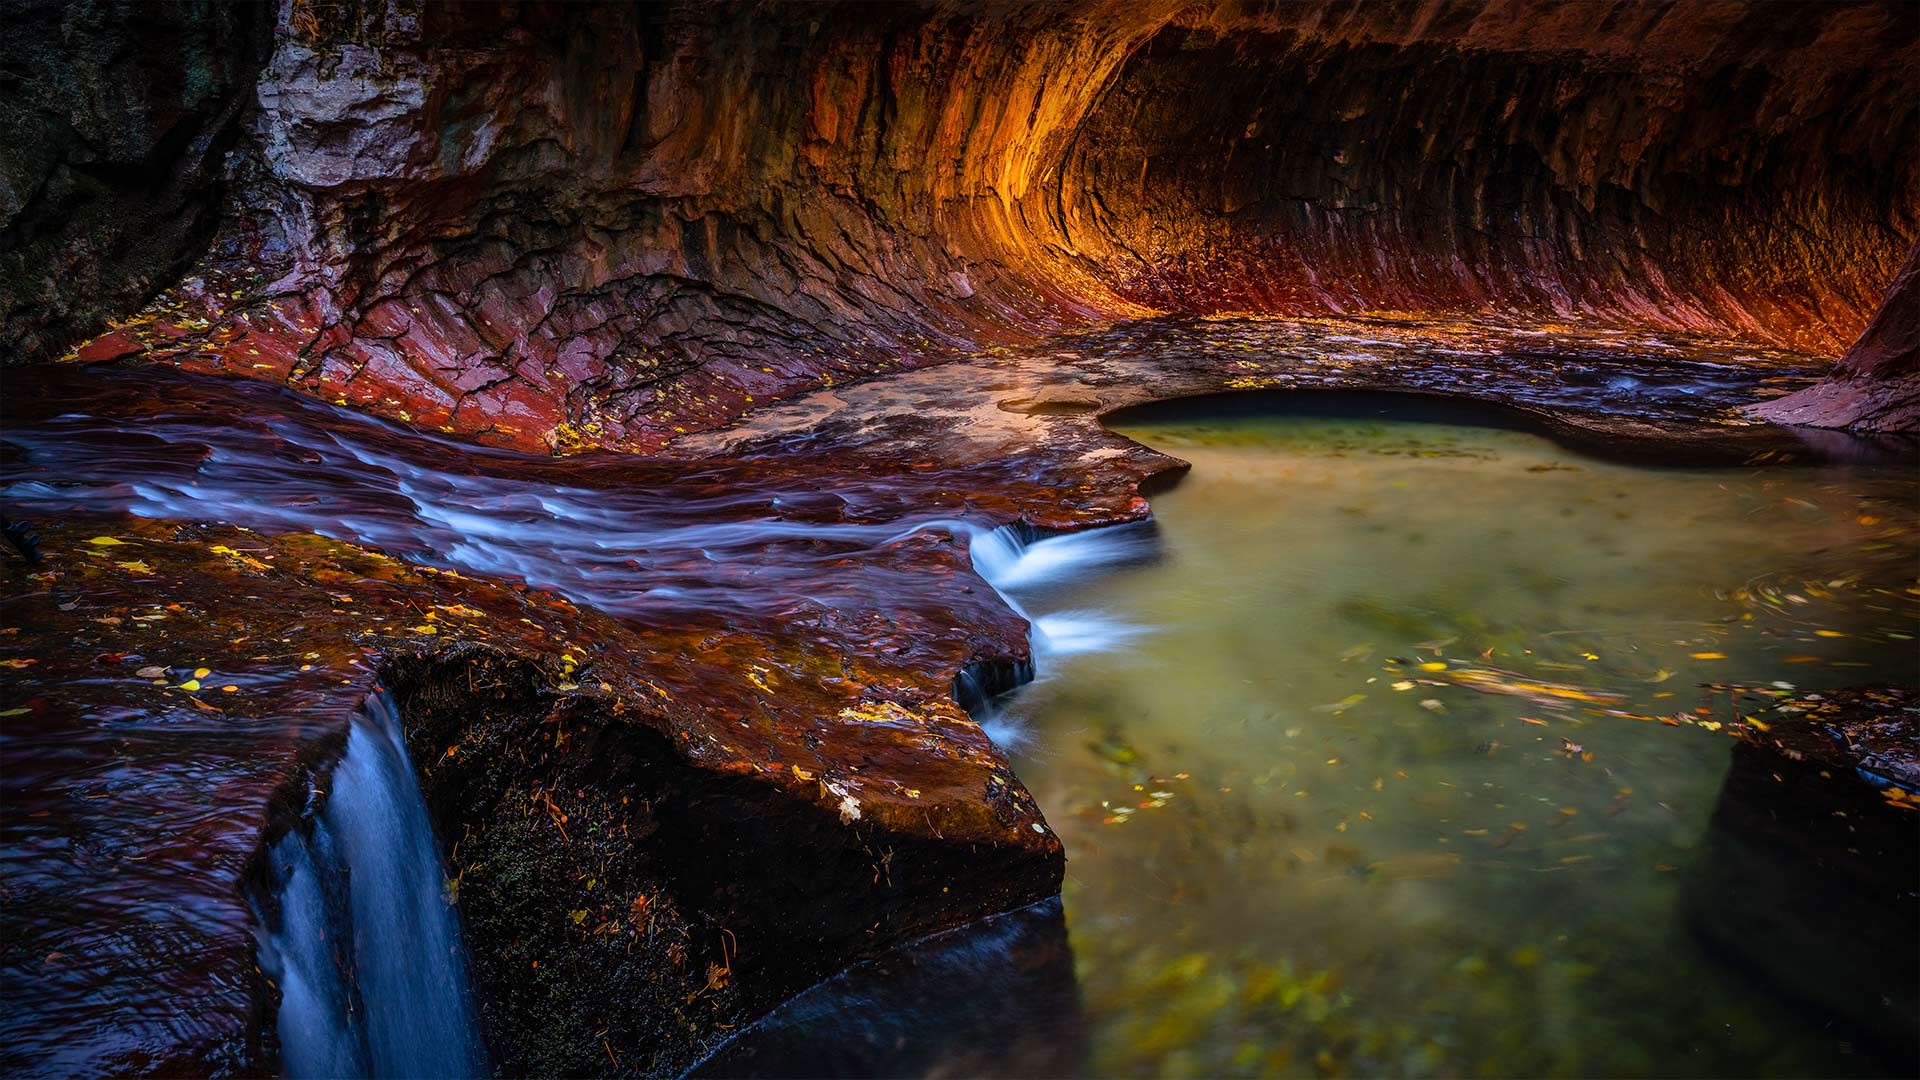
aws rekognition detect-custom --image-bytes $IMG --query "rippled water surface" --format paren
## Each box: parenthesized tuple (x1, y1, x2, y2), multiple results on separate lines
(994, 398, 1917, 1077)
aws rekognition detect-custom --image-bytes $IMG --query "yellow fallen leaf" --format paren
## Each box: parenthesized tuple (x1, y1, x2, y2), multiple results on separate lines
(178, 679, 202, 691)
(192, 667, 211, 679)
(86, 537, 130, 546)
(209, 544, 271, 571)
(1689, 652, 1726, 660)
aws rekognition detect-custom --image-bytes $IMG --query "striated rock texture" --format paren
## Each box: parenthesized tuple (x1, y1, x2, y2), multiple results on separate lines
(1053, 6, 1917, 355)
(1749, 240, 1920, 430)
(21, 0, 1917, 443)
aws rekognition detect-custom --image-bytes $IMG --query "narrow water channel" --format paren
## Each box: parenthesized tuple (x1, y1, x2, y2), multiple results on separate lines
(988, 394, 1917, 1077)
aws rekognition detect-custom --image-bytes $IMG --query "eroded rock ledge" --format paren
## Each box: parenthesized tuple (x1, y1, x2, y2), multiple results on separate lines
(0, 510, 1059, 1076)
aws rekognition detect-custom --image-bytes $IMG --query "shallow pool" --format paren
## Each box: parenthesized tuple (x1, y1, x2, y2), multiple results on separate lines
(995, 396, 1917, 1077)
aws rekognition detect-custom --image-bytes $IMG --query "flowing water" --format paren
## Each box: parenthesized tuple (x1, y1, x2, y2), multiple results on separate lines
(5, 361, 1914, 1077)
(981, 395, 1918, 1077)
(252, 693, 487, 1079)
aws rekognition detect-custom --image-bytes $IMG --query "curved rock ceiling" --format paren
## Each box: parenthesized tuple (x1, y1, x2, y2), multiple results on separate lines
(8, 0, 1919, 444)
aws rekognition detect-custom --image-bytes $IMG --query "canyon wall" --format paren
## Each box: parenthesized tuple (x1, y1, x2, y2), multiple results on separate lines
(1051, 5, 1917, 355)
(7, 0, 1917, 441)
(0, 0, 269, 361)
(1749, 239, 1920, 429)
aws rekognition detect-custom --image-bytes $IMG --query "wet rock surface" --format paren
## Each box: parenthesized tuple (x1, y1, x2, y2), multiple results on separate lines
(687, 897, 1084, 1079)
(4, 314, 1915, 1074)
(0, 504, 1060, 1075)
(675, 313, 1902, 469)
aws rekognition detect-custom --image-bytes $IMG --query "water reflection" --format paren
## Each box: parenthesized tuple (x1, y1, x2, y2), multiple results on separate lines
(689, 899, 1084, 1079)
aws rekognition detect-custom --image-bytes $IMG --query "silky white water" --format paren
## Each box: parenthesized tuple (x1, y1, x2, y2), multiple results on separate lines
(254, 695, 487, 1079)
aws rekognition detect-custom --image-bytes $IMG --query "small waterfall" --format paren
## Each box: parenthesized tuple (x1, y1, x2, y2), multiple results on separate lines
(951, 522, 1156, 744)
(253, 694, 488, 1079)
(965, 522, 1155, 666)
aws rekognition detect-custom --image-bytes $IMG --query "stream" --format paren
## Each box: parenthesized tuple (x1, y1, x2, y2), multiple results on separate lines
(3, 361, 1914, 1077)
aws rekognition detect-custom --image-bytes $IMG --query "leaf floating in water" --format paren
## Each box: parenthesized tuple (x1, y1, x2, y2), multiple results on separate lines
(85, 537, 130, 546)
(1312, 693, 1367, 714)
(1689, 652, 1726, 659)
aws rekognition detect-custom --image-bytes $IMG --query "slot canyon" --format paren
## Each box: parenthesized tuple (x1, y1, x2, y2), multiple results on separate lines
(1, 2, 1916, 1077)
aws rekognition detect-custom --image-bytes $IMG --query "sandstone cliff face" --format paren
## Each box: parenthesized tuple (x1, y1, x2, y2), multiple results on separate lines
(1749, 240, 1920, 429)
(15, 0, 1920, 438)
(1053, 7, 1917, 355)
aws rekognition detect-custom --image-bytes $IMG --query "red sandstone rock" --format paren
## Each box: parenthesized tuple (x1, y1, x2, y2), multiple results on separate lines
(17, 1, 1917, 441)
(1749, 240, 1920, 430)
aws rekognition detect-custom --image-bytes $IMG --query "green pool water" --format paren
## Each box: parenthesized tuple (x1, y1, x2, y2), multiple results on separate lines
(1002, 400, 1918, 1078)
